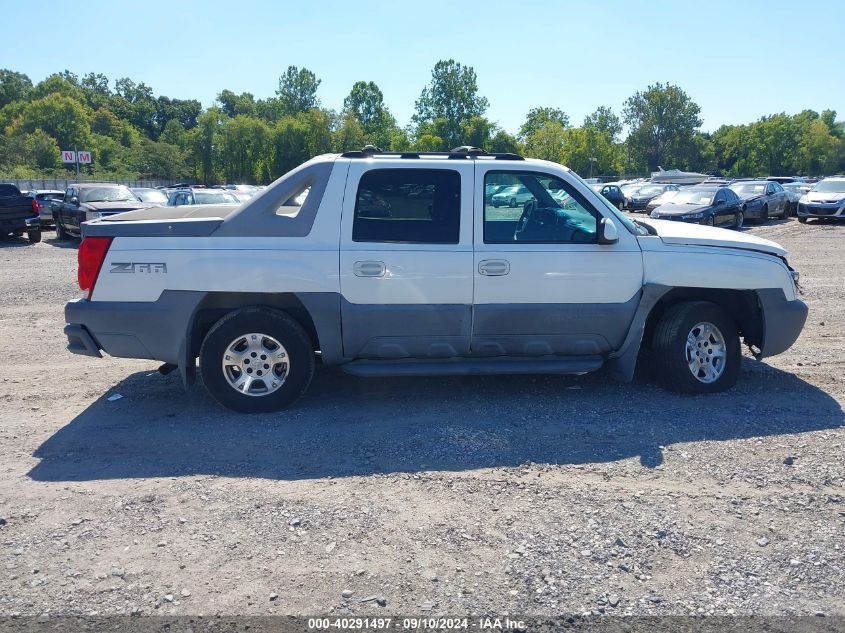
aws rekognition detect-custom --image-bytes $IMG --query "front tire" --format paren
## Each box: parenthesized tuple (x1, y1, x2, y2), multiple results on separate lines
(798, 216, 807, 224)
(200, 307, 315, 413)
(509, 198, 517, 208)
(652, 301, 740, 394)
(27, 230, 41, 244)
(733, 210, 744, 230)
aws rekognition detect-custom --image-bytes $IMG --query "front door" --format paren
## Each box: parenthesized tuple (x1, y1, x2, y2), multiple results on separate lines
(339, 162, 474, 359)
(472, 166, 644, 357)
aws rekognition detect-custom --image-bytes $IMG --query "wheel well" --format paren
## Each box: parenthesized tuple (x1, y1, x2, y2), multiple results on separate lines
(189, 293, 319, 360)
(642, 288, 763, 350)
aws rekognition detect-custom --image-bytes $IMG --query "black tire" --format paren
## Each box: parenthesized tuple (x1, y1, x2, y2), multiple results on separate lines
(798, 216, 807, 224)
(509, 198, 517, 208)
(733, 210, 744, 230)
(652, 301, 740, 394)
(55, 217, 67, 240)
(200, 307, 315, 413)
(703, 215, 715, 227)
(617, 202, 624, 211)
(27, 230, 41, 244)
(760, 205, 769, 223)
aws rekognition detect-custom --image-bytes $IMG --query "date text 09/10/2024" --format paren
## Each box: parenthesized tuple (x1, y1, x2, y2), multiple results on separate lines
(306, 617, 527, 630)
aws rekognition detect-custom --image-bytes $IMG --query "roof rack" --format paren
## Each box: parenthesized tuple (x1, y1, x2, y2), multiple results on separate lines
(340, 145, 524, 161)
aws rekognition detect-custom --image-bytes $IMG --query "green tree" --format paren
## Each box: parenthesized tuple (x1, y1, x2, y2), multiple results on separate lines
(524, 121, 567, 162)
(460, 116, 496, 150)
(276, 66, 321, 116)
(0, 69, 32, 108)
(333, 114, 367, 152)
(217, 89, 257, 118)
(10, 94, 91, 149)
(519, 107, 570, 141)
(24, 129, 61, 170)
(189, 107, 225, 183)
(413, 59, 489, 148)
(342, 81, 397, 149)
(489, 130, 520, 154)
(623, 83, 702, 171)
(583, 106, 622, 141)
(220, 115, 272, 183)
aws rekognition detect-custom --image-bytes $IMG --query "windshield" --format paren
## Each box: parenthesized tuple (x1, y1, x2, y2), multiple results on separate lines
(813, 180, 845, 194)
(568, 170, 642, 236)
(730, 183, 766, 197)
(79, 186, 139, 203)
(635, 185, 665, 197)
(134, 190, 168, 203)
(621, 183, 643, 196)
(671, 189, 715, 205)
(194, 191, 239, 204)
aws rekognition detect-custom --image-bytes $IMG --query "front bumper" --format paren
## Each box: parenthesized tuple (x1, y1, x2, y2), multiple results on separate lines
(650, 214, 703, 224)
(797, 201, 845, 218)
(757, 289, 808, 358)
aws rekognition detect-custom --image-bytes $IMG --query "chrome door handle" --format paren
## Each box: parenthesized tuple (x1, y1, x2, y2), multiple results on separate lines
(353, 260, 386, 277)
(478, 259, 510, 276)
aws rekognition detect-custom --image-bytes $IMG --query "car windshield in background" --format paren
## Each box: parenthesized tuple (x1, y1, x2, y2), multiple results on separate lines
(730, 183, 766, 197)
(621, 184, 642, 195)
(812, 180, 845, 194)
(635, 185, 665, 197)
(79, 186, 139, 203)
(195, 192, 239, 204)
(135, 190, 168, 203)
(672, 190, 714, 205)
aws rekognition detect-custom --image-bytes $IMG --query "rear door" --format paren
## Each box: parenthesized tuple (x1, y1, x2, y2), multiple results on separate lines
(472, 165, 644, 357)
(339, 161, 474, 359)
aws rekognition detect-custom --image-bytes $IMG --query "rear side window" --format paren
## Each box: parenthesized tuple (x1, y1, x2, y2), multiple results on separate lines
(352, 169, 460, 243)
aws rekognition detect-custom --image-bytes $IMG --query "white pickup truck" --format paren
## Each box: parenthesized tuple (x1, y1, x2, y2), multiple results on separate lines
(64, 147, 807, 413)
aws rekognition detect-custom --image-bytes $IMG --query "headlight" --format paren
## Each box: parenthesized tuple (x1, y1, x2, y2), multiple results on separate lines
(798, 195, 809, 203)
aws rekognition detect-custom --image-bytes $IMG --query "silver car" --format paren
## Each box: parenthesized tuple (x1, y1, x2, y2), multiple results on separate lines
(491, 184, 534, 208)
(26, 190, 64, 227)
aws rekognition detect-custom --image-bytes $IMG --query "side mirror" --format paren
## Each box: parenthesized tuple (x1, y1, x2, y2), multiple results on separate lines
(70, 197, 80, 207)
(714, 198, 725, 206)
(598, 217, 619, 245)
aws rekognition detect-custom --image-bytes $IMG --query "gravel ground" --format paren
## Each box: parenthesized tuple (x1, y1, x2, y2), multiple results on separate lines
(0, 219, 843, 621)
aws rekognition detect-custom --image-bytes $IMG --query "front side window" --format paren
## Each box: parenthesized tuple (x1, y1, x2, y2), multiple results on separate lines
(484, 171, 598, 244)
(352, 169, 460, 243)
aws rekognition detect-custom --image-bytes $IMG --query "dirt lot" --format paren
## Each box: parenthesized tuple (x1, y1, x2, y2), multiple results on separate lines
(0, 219, 843, 622)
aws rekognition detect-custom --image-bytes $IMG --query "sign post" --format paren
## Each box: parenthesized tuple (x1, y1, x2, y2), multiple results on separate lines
(60, 148, 92, 180)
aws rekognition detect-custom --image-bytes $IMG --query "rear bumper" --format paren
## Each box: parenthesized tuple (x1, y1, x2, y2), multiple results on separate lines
(0, 216, 40, 232)
(64, 292, 204, 365)
(758, 289, 808, 357)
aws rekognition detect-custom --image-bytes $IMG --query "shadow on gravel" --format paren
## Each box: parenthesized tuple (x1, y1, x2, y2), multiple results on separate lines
(29, 360, 844, 481)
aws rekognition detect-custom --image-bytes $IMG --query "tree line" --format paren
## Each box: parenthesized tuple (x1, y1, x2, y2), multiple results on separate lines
(1, 62, 843, 184)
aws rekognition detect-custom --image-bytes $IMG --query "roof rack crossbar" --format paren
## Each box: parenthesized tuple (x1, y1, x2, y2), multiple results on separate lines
(340, 146, 524, 161)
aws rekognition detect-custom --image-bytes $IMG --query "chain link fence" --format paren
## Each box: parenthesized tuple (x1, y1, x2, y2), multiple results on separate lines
(1, 177, 190, 191)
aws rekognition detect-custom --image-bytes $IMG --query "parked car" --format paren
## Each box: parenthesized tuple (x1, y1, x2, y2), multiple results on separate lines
(63, 148, 806, 413)
(649, 185, 745, 228)
(26, 189, 64, 228)
(766, 176, 804, 184)
(620, 182, 646, 208)
(491, 184, 533, 208)
(780, 182, 807, 215)
(645, 188, 682, 214)
(131, 188, 169, 206)
(167, 188, 241, 206)
(0, 183, 41, 242)
(484, 183, 509, 204)
(224, 184, 260, 201)
(54, 184, 149, 240)
(728, 179, 790, 222)
(627, 184, 680, 212)
(797, 176, 845, 223)
(593, 183, 625, 209)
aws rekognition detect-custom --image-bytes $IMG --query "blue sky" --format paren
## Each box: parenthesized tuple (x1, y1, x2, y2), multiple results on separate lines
(3, 0, 843, 134)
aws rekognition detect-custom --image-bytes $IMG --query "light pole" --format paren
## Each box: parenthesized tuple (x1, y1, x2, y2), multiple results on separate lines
(588, 156, 597, 179)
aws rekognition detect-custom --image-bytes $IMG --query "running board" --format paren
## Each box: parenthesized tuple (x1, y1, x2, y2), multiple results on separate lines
(341, 355, 604, 378)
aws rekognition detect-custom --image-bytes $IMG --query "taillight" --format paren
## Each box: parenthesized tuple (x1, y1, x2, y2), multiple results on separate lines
(31, 198, 39, 215)
(78, 237, 113, 299)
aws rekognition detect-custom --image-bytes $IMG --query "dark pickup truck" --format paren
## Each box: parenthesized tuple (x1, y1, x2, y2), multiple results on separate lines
(0, 183, 41, 243)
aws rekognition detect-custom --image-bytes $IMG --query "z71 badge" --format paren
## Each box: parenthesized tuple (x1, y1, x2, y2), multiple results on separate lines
(110, 262, 167, 274)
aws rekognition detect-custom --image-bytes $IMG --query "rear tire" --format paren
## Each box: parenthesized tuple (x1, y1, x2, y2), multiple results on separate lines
(760, 205, 769, 223)
(55, 218, 67, 240)
(27, 230, 41, 244)
(733, 210, 744, 230)
(200, 307, 315, 413)
(652, 301, 740, 394)
(798, 216, 807, 224)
